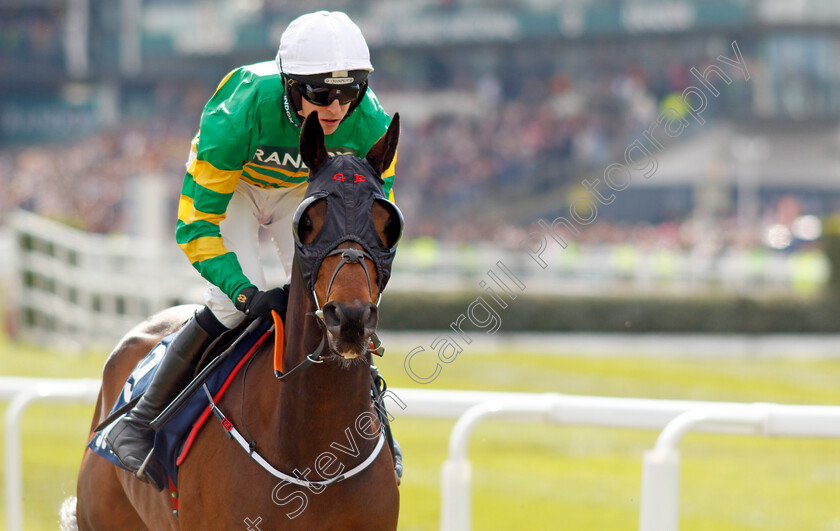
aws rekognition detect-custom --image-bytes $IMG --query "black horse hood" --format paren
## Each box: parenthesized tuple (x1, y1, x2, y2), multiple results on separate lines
(293, 153, 401, 295)
(292, 111, 402, 299)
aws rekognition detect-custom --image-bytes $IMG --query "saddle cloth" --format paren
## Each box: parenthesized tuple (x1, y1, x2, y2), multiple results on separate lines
(88, 319, 273, 488)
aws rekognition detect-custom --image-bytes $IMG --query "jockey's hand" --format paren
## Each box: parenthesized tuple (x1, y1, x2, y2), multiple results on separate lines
(235, 286, 289, 319)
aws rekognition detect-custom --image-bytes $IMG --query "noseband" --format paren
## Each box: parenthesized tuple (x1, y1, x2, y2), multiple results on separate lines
(313, 247, 377, 320)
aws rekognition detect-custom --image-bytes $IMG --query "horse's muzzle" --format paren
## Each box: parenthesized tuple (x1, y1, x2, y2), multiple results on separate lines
(322, 301, 378, 358)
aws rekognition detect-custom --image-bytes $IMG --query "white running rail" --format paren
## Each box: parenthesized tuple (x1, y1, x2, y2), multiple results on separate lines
(438, 393, 840, 531)
(639, 403, 840, 531)
(2, 378, 839, 531)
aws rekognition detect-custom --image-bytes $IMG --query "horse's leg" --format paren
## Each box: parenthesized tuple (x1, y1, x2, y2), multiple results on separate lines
(76, 448, 147, 530)
(115, 474, 180, 531)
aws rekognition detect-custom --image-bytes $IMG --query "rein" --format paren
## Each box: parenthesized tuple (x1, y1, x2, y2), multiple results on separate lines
(274, 331, 326, 381)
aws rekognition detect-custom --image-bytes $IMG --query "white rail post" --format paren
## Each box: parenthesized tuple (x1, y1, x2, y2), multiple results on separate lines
(440, 397, 555, 531)
(639, 445, 681, 531)
(440, 451, 473, 531)
(3, 380, 100, 531)
(4, 389, 39, 531)
(639, 406, 770, 531)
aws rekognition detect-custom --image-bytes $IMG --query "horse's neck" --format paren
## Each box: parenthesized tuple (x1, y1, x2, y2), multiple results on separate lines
(265, 278, 374, 461)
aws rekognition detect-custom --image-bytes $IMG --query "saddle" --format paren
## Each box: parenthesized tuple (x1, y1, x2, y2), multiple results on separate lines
(89, 319, 400, 492)
(88, 318, 274, 488)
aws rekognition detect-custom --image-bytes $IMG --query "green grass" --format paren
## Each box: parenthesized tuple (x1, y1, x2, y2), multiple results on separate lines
(2, 336, 840, 530)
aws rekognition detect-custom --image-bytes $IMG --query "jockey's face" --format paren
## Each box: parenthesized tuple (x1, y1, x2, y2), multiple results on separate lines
(299, 98, 351, 135)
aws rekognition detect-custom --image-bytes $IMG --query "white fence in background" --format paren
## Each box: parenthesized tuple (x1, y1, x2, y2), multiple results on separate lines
(5, 210, 829, 348)
(9, 209, 206, 347)
(434, 393, 840, 531)
(2, 378, 839, 531)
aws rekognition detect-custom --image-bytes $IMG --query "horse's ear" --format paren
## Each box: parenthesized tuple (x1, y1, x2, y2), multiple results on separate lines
(366, 113, 400, 176)
(300, 112, 328, 174)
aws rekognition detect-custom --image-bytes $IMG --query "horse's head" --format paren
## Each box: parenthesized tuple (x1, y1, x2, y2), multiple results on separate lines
(293, 111, 403, 360)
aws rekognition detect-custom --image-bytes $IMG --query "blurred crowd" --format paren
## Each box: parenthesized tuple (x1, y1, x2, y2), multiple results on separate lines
(0, 124, 189, 233)
(0, 40, 835, 255)
(392, 64, 668, 238)
(0, 58, 670, 233)
(0, 83, 207, 233)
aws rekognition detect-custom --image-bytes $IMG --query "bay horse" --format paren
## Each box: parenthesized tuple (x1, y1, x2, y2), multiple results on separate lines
(70, 112, 402, 530)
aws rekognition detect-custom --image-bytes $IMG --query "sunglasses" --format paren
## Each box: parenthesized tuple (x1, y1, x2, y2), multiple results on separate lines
(292, 80, 363, 106)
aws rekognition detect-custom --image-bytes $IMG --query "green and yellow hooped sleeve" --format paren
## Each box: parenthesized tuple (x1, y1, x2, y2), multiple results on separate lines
(174, 71, 258, 301)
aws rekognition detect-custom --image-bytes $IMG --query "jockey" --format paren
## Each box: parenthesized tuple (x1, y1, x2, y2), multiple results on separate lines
(106, 10, 398, 489)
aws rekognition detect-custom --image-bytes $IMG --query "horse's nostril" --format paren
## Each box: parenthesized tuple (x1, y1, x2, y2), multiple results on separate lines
(322, 302, 342, 331)
(363, 304, 378, 335)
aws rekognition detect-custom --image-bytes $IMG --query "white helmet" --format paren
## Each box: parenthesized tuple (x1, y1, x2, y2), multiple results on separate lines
(276, 11, 373, 125)
(276, 11, 373, 76)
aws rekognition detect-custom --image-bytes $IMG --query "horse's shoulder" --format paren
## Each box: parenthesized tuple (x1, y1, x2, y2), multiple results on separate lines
(101, 305, 201, 394)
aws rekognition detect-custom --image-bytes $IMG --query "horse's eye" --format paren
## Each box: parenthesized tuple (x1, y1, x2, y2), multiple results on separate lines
(302, 216, 312, 230)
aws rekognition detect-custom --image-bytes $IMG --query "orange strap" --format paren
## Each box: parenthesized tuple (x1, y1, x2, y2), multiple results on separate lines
(272, 310, 284, 374)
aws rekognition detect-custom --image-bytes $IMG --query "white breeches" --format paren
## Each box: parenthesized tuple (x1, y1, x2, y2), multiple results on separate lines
(204, 181, 308, 328)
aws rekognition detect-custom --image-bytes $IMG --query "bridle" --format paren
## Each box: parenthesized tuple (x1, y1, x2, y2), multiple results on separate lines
(198, 191, 399, 490)
(274, 152, 403, 380)
(313, 247, 379, 319)
(275, 246, 382, 383)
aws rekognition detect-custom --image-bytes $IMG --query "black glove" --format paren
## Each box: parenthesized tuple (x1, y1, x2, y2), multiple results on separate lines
(234, 285, 289, 319)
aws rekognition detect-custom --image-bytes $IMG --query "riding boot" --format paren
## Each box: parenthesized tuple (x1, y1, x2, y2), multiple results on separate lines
(105, 308, 224, 490)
